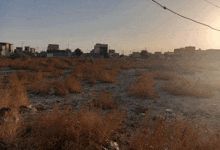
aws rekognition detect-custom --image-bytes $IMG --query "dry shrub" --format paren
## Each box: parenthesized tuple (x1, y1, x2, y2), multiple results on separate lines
(0, 74, 30, 109)
(73, 61, 120, 83)
(51, 79, 69, 96)
(154, 70, 178, 80)
(28, 79, 51, 95)
(128, 73, 156, 98)
(13, 105, 126, 150)
(161, 76, 214, 98)
(48, 68, 64, 78)
(64, 75, 82, 93)
(28, 71, 44, 83)
(9, 59, 25, 70)
(0, 58, 12, 68)
(0, 109, 24, 148)
(45, 58, 70, 69)
(91, 91, 118, 109)
(16, 70, 29, 84)
(96, 70, 116, 83)
(129, 109, 220, 150)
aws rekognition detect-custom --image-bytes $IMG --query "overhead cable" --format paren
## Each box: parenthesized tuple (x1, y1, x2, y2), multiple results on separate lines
(152, 0, 220, 31)
(203, 0, 220, 8)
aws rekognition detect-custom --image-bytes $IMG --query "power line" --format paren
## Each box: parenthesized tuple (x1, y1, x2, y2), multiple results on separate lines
(203, 0, 220, 8)
(152, 0, 220, 31)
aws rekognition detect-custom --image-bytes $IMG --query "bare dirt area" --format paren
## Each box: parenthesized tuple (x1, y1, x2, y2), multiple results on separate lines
(1, 57, 220, 149)
(28, 65, 220, 133)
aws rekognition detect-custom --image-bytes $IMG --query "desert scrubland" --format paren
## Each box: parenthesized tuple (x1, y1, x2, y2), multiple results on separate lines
(1, 57, 220, 149)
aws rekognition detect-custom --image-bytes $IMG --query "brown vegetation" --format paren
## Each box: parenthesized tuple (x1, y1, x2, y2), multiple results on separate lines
(0, 74, 30, 109)
(28, 79, 51, 95)
(1, 104, 127, 150)
(2, 57, 220, 149)
(64, 75, 82, 93)
(128, 73, 157, 98)
(91, 91, 118, 109)
(161, 76, 214, 98)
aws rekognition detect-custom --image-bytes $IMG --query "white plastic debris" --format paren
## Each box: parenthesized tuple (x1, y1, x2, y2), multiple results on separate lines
(15, 117, 19, 123)
(110, 141, 119, 150)
(27, 105, 32, 109)
(141, 113, 146, 116)
(165, 109, 172, 113)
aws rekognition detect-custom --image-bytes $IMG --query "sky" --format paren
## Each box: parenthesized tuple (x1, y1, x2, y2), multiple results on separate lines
(0, 0, 220, 55)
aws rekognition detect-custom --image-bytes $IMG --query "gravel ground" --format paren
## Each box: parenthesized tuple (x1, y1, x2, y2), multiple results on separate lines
(2, 60, 220, 135)
(22, 66, 220, 134)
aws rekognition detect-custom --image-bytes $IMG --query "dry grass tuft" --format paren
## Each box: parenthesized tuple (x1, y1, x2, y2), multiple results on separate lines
(128, 73, 157, 98)
(16, 70, 29, 83)
(5, 105, 127, 150)
(91, 91, 118, 109)
(161, 76, 214, 98)
(72, 61, 120, 83)
(64, 75, 82, 93)
(0, 74, 30, 109)
(48, 68, 65, 78)
(128, 108, 220, 150)
(51, 80, 69, 96)
(28, 79, 51, 95)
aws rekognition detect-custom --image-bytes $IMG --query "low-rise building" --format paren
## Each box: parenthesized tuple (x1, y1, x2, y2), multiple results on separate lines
(25, 46, 30, 52)
(47, 44, 59, 50)
(130, 52, 141, 58)
(47, 49, 71, 58)
(30, 48, 35, 53)
(109, 49, 115, 53)
(0, 42, 13, 57)
(109, 53, 119, 58)
(93, 43, 108, 55)
(16, 47, 23, 52)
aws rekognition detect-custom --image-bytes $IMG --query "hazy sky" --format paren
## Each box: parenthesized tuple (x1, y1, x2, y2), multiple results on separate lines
(0, 0, 220, 54)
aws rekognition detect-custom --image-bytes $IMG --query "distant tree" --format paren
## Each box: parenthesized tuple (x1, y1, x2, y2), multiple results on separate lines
(74, 48, 83, 57)
(140, 50, 148, 58)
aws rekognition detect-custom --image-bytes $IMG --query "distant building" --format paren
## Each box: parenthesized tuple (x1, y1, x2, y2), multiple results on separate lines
(25, 46, 30, 52)
(154, 52, 162, 55)
(109, 49, 115, 53)
(47, 44, 59, 50)
(39, 51, 47, 58)
(82, 53, 92, 58)
(47, 49, 71, 58)
(0, 42, 13, 57)
(90, 43, 108, 58)
(94, 43, 108, 55)
(109, 53, 119, 58)
(174, 46, 195, 55)
(16, 47, 23, 52)
(164, 51, 175, 55)
(130, 52, 141, 58)
(30, 48, 35, 53)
